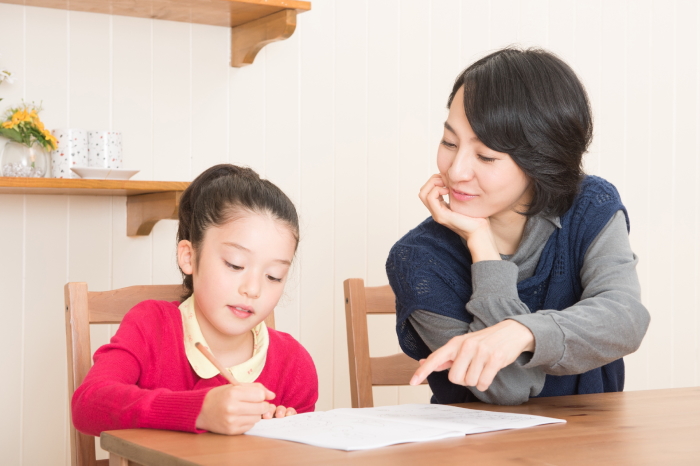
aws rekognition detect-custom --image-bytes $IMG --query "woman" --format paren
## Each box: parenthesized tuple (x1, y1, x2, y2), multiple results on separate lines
(386, 47, 650, 405)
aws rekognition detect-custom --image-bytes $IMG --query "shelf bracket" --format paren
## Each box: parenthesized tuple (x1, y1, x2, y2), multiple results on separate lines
(126, 191, 183, 237)
(231, 9, 297, 67)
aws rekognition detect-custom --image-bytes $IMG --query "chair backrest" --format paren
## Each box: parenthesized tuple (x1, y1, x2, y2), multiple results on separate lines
(343, 278, 427, 408)
(64, 282, 276, 466)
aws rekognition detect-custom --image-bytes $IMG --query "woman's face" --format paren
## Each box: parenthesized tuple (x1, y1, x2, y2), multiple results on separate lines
(437, 86, 532, 220)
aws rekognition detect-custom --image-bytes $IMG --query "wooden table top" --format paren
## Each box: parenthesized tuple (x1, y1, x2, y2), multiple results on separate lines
(101, 387, 700, 466)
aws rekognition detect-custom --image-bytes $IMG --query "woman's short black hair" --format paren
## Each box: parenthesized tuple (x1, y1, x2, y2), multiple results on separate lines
(448, 46, 592, 217)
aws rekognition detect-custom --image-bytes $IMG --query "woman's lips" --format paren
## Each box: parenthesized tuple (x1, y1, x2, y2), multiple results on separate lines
(228, 305, 254, 319)
(450, 188, 478, 202)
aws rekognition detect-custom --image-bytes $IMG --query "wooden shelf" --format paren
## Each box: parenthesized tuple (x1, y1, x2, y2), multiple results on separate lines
(0, 177, 189, 236)
(0, 0, 311, 67)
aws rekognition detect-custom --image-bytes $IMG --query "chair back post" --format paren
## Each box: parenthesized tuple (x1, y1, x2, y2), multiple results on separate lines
(343, 278, 374, 408)
(64, 282, 98, 466)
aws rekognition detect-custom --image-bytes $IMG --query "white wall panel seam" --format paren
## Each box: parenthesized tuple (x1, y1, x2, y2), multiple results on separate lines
(331, 2, 337, 407)
(20, 194, 26, 466)
(297, 23, 303, 342)
(696, 0, 700, 385)
(671, 0, 677, 384)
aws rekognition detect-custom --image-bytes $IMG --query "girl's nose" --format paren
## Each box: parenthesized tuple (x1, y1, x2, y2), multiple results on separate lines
(239, 274, 261, 299)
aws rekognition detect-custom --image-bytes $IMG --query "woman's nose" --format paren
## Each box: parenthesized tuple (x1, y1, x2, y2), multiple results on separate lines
(447, 150, 475, 182)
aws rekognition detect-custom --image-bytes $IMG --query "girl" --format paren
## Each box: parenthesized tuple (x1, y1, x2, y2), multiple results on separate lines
(73, 164, 318, 435)
(387, 47, 650, 405)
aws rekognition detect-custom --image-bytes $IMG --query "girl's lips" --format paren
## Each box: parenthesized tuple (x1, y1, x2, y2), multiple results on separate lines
(450, 188, 478, 202)
(228, 305, 254, 319)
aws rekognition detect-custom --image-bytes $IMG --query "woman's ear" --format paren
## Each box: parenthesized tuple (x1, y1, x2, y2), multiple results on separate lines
(177, 240, 195, 275)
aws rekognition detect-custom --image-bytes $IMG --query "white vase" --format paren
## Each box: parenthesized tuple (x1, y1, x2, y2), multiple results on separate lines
(1, 140, 50, 177)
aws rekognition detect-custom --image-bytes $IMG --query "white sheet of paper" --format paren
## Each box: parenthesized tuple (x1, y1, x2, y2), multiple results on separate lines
(245, 404, 565, 451)
(336, 403, 565, 434)
(245, 411, 464, 451)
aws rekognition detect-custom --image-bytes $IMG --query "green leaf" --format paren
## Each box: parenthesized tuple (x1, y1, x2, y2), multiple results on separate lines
(0, 127, 24, 144)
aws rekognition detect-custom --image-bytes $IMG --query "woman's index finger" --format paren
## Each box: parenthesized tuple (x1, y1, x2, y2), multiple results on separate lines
(409, 345, 455, 386)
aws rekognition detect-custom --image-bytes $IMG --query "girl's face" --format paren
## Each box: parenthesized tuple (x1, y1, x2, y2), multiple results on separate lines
(180, 212, 297, 341)
(437, 86, 532, 221)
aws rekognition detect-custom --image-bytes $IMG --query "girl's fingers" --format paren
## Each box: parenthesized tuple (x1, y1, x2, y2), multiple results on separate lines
(262, 405, 275, 419)
(274, 405, 287, 418)
(235, 400, 274, 416)
(285, 407, 297, 417)
(236, 384, 276, 402)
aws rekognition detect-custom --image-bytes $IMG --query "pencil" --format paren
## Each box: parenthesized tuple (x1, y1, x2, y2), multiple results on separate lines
(195, 342, 240, 386)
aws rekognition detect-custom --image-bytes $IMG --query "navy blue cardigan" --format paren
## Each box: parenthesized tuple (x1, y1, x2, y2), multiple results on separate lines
(386, 176, 628, 404)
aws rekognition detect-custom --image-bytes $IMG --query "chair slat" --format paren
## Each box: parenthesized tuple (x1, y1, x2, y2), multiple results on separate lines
(370, 353, 426, 386)
(65, 282, 98, 466)
(344, 279, 374, 408)
(88, 285, 184, 323)
(364, 285, 396, 314)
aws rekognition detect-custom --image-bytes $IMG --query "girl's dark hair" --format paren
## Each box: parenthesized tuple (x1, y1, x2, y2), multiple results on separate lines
(448, 46, 591, 217)
(177, 164, 299, 301)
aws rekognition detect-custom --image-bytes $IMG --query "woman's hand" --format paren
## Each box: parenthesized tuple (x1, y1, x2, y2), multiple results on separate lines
(409, 320, 535, 391)
(419, 174, 500, 262)
(195, 382, 276, 435)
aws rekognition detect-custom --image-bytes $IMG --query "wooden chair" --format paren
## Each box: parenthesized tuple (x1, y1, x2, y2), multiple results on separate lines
(64, 282, 276, 466)
(343, 278, 427, 408)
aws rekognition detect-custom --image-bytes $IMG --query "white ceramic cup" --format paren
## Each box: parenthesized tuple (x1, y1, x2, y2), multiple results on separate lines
(88, 130, 122, 169)
(50, 129, 88, 178)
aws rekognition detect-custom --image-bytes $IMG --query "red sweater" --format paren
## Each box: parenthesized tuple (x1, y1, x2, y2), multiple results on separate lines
(72, 300, 318, 436)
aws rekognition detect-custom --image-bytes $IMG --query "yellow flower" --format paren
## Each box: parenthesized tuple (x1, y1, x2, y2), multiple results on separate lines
(11, 110, 31, 125)
(43, 130, 57, 150)
(1, 121, 14, 129)
(35, 119, 45, 131)
(29, 110, 38, 120)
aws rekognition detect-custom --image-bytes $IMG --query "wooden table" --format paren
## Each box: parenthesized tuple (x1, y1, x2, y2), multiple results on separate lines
(101, 387, 700, 465)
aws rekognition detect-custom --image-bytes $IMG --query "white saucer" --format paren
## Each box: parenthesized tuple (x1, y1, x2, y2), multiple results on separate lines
(71, 167, 140, 180)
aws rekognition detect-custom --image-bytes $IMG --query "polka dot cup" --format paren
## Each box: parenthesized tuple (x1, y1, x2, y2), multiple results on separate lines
(50, 129, 88, 178)
(88, 131, 122, 169)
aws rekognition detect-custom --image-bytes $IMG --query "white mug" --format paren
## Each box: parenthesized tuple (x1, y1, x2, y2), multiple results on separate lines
(50, 129, 88, 178)
(88, 130, 122, 169)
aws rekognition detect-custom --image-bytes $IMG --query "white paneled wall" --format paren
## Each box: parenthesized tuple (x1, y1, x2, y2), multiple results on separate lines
(0, 0, 698, 463)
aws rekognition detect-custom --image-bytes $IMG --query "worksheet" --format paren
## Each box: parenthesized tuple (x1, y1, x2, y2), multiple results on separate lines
(245, 404, 565, 451)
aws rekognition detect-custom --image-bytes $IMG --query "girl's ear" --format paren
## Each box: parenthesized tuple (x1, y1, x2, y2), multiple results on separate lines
(177, 240, 195, 275)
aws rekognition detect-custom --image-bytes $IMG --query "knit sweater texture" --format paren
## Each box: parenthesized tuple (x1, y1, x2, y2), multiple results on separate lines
(72, 300, 318, 437)
(387, 175, 628, 403)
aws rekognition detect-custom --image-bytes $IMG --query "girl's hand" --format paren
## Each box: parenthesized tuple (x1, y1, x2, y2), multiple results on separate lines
(263, 405, 297, 419)
(409, 320, 535, 391)
(195, 383, 276, 435)
(419, 174, 500, 262)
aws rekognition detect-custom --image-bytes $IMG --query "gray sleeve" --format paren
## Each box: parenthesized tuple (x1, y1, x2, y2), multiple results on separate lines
(409, 260, 546, 406)
(508, 210, 651, 375)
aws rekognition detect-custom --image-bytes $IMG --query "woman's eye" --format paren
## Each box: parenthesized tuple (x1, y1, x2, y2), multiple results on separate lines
(267, 275, 282, 283)
(440, 140, 457, 149)
(478, 154, 496, 163)
(225, 261, 243, 270)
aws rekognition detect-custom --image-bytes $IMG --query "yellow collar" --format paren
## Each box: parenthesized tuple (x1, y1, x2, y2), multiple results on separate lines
(179, 296, 269, 383)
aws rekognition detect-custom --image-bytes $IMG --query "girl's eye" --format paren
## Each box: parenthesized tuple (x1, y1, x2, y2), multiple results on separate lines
(267, 275, 282, 283)
(225, 261, 243, 271)
(440, 140, 457, 149)
(478, 155, 497, 163)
